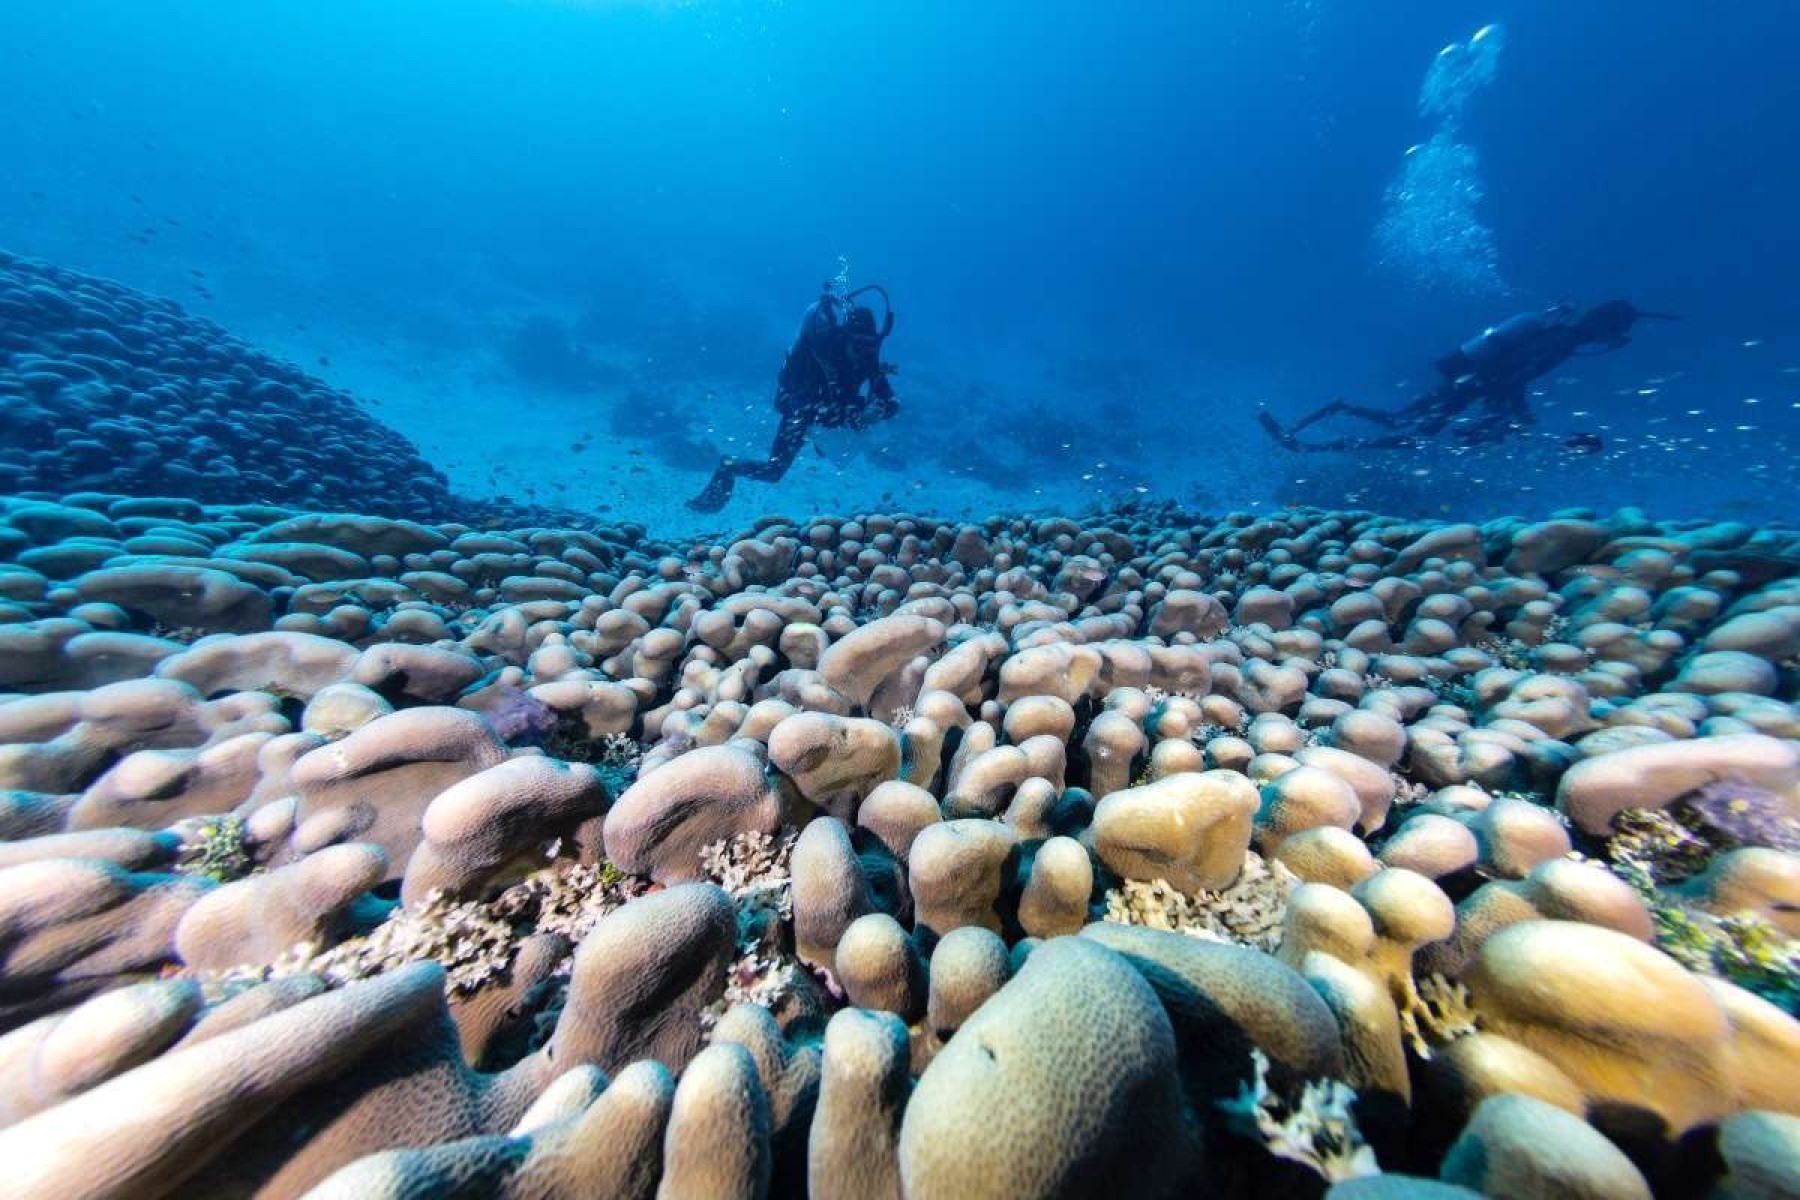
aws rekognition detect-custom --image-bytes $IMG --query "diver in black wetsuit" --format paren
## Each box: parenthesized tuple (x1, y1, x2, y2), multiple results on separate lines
(1260, 299, 1677, 453)
(687, 284, 899, 513)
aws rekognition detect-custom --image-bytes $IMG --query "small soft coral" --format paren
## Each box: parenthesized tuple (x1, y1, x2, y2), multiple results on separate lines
(1609, 807, 1715, 884)
(697, 830, 814, 1030)
(1677, 781, 1800, 854)
(1102, 850, 1299, 952)
(1608, 827, 1800, 1014)
(197, 857, 652, 1001)
(513, 859, 650, 945)
(1217, 1048, 1379, 1183)
(701, 829, 796, 911)
(1652, 902, 1800, 1015)
(175, 815, 253, 884)
(542, 729, 644, 797)
(1397, 971, 1479, 1060)
(262, 890, 519, 996)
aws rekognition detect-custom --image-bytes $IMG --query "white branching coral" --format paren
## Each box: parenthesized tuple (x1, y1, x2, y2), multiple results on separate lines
(1218, 1049, 1379, 1182)
(514, 859, 649, 945)
(196, 858, 651, 1002)
(699, 830, 808, 1029)
(721, 946, 803, 1020)
(1391, 776, 1433, 805)
(203, 828, 812, 1027)
(1102, 851, 1299, 952)
(307, 891, 520, 994)
(1190, 714, 1252, 744)
(589, 731, 645, 795)
(700, 829, 797, 913)
(204, 889, 523, 1000)
(596, 730, 642, 767)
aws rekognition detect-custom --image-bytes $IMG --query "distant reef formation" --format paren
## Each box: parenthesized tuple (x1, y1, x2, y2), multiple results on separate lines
(2, 491, 1800, 1197)
(0, 249, 598, 530)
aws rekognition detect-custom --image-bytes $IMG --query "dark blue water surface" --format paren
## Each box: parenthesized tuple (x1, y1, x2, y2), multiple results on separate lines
(3, 0, 1796, 529)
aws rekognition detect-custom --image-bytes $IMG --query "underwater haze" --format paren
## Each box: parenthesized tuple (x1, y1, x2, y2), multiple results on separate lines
(12, 5, 1800, 1197)
(5, 0, 1798, 528)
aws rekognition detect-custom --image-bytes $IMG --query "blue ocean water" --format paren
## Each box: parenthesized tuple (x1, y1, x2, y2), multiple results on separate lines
(3, 0, 1795, 531)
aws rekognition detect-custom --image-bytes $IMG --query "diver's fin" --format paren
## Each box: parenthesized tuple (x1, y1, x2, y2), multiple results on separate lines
(686, 469, 733, 513)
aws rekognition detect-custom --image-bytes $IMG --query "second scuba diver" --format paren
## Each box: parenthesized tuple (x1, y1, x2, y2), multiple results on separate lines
(1260, 300, 1678, 453)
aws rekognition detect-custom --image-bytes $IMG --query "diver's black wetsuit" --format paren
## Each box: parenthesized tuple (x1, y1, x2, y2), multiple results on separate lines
(1262, 300, 1671, 453)
(688, 290, 898, 513)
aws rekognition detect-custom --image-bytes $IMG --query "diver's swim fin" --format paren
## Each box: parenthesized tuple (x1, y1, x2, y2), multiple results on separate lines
(1258, 412, 1300, 451)
(686, 468, 732, 513)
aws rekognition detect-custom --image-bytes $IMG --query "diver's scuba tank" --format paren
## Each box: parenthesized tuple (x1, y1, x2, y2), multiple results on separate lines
(1456, 307, 1564, 373)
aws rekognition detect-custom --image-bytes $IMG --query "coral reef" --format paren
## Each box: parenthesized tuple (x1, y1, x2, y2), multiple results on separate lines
(1607, 806, 1800, 1012)
(3, 484, 1800, 1197)
(0, 251, 454, 515)
(0, 250, 634, 528)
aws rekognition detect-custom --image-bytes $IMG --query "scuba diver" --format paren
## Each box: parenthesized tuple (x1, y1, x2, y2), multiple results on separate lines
(687, 283, 899, 513)
(1259, 299, 1678, 453)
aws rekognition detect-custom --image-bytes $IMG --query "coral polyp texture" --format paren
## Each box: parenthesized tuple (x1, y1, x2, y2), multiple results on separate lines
(3, 488, 1800, 1199)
